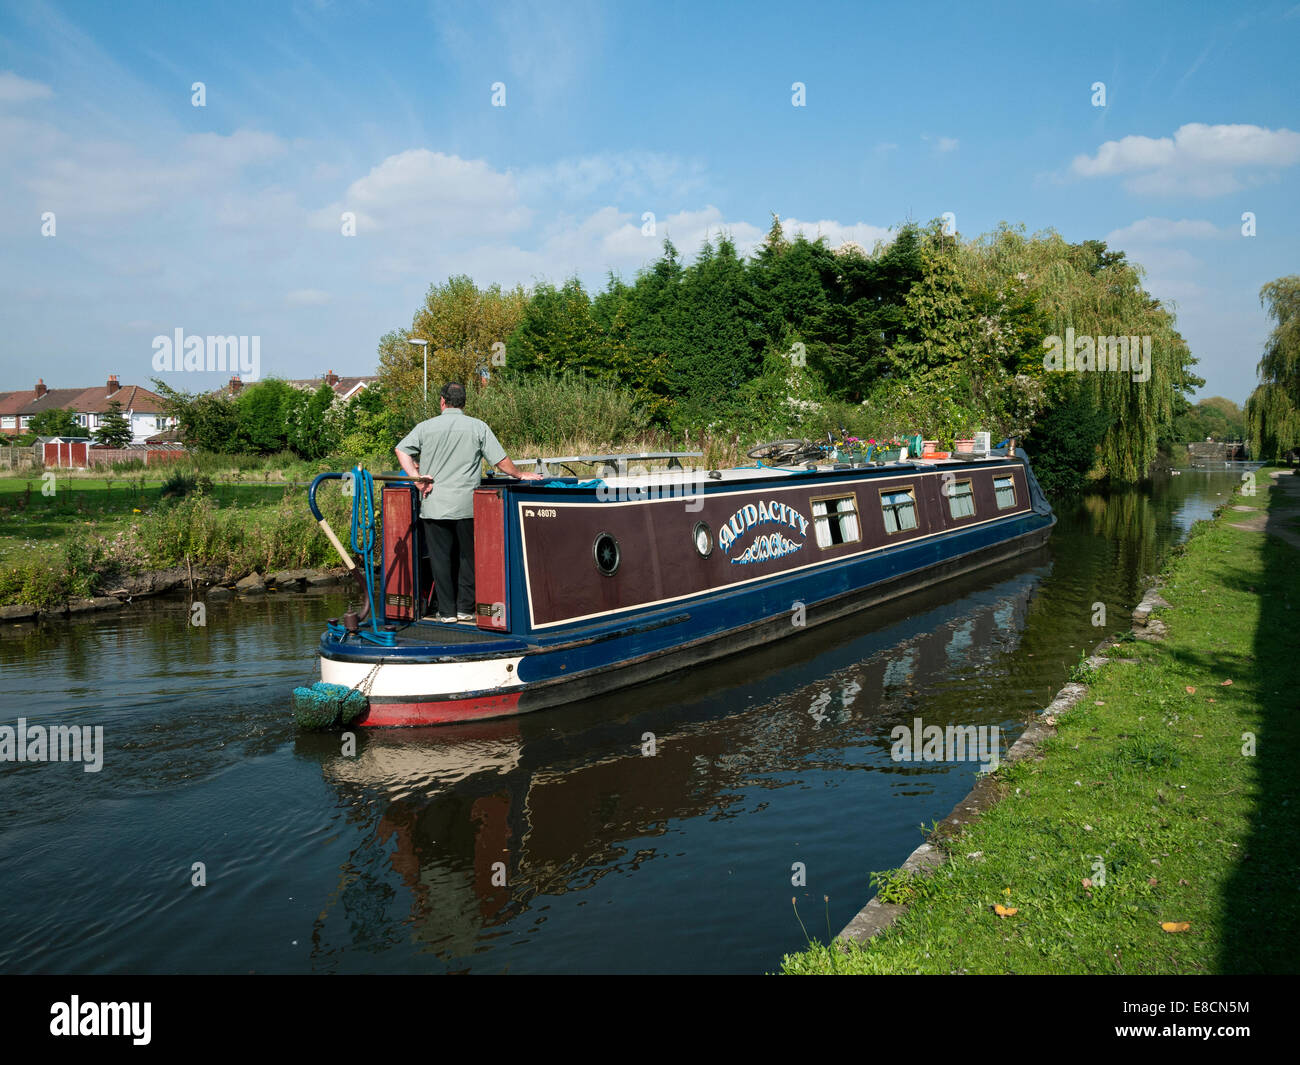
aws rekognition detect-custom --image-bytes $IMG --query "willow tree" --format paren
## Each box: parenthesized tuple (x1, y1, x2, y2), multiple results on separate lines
(961, 225, 1201, 483)
(1246, 276, 1300, 458)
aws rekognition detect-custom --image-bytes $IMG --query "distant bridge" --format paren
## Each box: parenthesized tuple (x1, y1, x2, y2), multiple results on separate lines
(1187, 441, 1248, 461)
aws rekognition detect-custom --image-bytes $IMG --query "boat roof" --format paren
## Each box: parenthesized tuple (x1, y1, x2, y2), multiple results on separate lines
(494, 451, 1020, 489)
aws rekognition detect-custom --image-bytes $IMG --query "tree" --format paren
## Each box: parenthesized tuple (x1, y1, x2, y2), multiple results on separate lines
(1246, 276, 1300, 458)
(670, 235, 765, 424)
(959, 225, 1201, 482)
(1174, 397, 1246, 443)
(93, 400, 134, 448)
(233, 379, 298, 454)
(153, 379, 239, 453)
(286, 383, 340, 459)
(892, 224, 977, 374)
(27, 408, 80, 437)
(506, 279, 605, 376)
(379, 276, 528, 416)
(809, 224, 922, 402)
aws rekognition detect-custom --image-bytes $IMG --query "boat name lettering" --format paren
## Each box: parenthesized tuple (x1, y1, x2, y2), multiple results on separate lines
(718, 500, 808, 561)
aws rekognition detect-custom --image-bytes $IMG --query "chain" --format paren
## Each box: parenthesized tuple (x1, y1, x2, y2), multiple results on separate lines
(351, 660, 382, 697)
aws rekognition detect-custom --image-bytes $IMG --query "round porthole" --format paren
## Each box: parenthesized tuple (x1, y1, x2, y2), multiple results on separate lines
(593, 532, 621, 576)
(692, 521, 713, 558)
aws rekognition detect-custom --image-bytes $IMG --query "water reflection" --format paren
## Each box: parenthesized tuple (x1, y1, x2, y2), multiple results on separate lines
(295, 557, 1045, 971)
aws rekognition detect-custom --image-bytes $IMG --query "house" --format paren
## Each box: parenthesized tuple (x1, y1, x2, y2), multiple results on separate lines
(221, 370, 378, 401)
(0, 376, 174, 443)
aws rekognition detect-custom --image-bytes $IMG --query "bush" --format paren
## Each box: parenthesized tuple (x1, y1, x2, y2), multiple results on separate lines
(160, 470, 198, 498)
(467, 372, 650, 453)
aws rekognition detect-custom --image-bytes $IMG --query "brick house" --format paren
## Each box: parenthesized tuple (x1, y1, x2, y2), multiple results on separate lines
(0, 376, 174, 443)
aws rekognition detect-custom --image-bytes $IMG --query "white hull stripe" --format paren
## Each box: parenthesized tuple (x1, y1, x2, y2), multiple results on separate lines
(320, 655, 524, 698)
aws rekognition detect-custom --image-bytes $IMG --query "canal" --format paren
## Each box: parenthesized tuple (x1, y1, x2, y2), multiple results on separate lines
(0, 463, 1255, 973)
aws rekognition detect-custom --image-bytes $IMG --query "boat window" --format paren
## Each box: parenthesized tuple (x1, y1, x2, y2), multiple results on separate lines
(880, 488, 919, 534)
(811, 494, 860, 548)
(946, 479, 975, 519)
(993, 475, 1017, 510)
(693, 521, 713, 558)
(593, 532, 621, 576)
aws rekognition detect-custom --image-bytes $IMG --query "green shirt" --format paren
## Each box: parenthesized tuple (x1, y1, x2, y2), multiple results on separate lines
(396, 409, 507, 520)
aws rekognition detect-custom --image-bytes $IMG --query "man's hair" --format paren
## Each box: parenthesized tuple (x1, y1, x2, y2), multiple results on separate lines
(440, 382, 467, 408)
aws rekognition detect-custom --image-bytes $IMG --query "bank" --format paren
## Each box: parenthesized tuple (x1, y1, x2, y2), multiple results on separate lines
(0, 474, 358, 618)
(781, 469, 1300, 974)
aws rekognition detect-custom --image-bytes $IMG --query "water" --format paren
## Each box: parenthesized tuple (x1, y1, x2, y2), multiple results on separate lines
(0, 464, 1254, 973)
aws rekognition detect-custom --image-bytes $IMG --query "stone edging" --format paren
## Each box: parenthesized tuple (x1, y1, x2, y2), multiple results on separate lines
(836, 581, 1170, 944)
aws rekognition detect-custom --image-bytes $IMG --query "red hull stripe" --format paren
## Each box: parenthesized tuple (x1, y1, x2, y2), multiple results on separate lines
(360, 691, 523, 726)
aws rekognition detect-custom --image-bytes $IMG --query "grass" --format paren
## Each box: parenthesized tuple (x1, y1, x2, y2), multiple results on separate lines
(780, 472, 1300, 974)
(0, 472, 354, 607)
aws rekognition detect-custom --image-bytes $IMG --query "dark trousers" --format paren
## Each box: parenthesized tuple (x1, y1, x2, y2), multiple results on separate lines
(423, 518, 475, 617)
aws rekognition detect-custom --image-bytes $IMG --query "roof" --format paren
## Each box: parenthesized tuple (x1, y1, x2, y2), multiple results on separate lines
(22, 388, 85, 414)
(70, 384, 169, 415)
(284, 375, 378, 399)
(2, 383, 170, 416)
(145, 427, 184, 444)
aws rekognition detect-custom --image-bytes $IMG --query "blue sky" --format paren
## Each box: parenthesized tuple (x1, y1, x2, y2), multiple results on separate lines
(1, 0, 1297, 404)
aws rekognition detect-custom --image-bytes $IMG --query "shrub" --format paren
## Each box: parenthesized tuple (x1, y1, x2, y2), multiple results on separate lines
(467, 372, 650, 453)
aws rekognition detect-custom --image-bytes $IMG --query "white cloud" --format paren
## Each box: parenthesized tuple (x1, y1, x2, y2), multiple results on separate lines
(0, 70, 53, 104)
(1124, 247, 1205, 275)
(1071, 122, 1300, 196)
(1104, 217, 1224, 244)
(19, 127, 293, 220)
(183, 129, 287, 170)
(286, 289, 331, 306)
(782, 217, 895, 251)
(313, 149, 530, 237)
(936, 137, 959, 153)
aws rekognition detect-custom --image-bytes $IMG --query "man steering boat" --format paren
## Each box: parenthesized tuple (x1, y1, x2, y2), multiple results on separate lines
(394, 381, 542, 623)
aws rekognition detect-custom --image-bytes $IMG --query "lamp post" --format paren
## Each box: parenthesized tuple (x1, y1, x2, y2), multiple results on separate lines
(409, 338, 429, 406)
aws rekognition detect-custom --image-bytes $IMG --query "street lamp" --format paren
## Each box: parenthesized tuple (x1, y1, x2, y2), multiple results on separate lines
(408, 338, 429, 405)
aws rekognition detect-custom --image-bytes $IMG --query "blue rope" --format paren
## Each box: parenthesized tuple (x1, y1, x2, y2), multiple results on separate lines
(346, 466, 394, 647)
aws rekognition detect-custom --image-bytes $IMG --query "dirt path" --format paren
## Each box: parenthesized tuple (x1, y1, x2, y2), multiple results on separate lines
(1229, 470, 1300, 550)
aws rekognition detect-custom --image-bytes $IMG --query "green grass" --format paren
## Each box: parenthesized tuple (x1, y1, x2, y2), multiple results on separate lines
(781, 475, 1300, 974)
(0, 472, 354, 607)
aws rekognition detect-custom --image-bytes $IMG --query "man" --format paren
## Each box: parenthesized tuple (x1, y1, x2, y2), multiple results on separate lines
(395, 382, 542, 623)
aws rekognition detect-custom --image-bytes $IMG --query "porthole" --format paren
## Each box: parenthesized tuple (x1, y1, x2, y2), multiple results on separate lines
(693, 521, 713, 558)
(593, 532, 621, 576)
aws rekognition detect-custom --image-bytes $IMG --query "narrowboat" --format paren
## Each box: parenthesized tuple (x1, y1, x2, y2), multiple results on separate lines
(295, 444, 1055, 727)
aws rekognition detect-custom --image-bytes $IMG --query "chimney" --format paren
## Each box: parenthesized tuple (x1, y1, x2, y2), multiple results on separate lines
(107, 373, 120, 396)
(228, 376, 242, 395)
(325, 369, 339, 386)
(35, 379, 47, 398)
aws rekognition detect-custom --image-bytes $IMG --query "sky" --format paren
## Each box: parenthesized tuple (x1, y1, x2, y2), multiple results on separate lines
(0, 0, 1297, 405)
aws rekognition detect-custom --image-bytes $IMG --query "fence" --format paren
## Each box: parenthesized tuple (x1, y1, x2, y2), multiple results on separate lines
(0, 445, 38, 470)
(39, 443, 189, 469)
